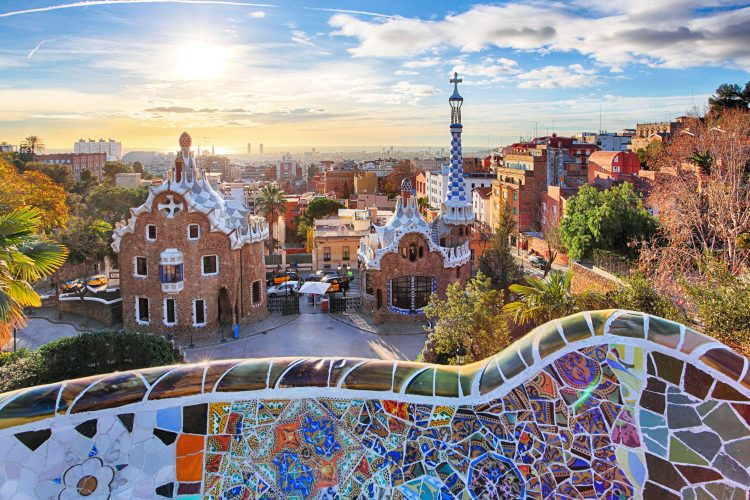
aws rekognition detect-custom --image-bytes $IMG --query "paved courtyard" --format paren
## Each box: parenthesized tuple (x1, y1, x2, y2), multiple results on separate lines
(9, 305, 428, 363)
(185, 312, 427, 362)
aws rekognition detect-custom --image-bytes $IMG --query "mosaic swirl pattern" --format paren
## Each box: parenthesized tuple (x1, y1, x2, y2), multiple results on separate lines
(0, 310, 749, 498)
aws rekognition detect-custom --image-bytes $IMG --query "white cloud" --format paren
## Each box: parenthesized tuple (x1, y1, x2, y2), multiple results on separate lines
(291, 30, 314, 46)
(329, 3, 750, 71)
(248, 10, 265, 18)
(391, 81, 440, 96)
(27, 40, 47, 59)
(452, 57, 519, 80)
(402, 57, 441, 68)
(517, 64, 600, 89)
(0, 1, 277, 18)
(395, 70, 419, 76)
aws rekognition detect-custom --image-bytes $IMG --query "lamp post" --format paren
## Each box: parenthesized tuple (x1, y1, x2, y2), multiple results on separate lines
(455, 344, 467, 366)
(12, 326, 16, 352)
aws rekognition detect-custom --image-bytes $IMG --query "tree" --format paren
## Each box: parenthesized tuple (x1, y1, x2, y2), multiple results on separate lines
(302, 197, 344, 223)
(607, 273, 685, 323)
(0, 332, 180, 392)
(132, 161, 144, 174)
(25, 162, 76, 191)
(708, 81, 750, 117)
(560, 183, 657, 260)
(421, 272, 511, 364)
(479, 204, 522, 290)
(682, 256, 750, 356)
(72, 169, 99, 196)
(641, 110, 750, 295)
(0, 158, 70, 232)
(21, 135, 45, 156)
(296, 219, 310, 242)
(255, 183, 287, 253)
(56, 218, 112, 326)
(103, 161, 132, 185)
(417, 197, 429, 214)
(296, 196, 344, 241)
(503, 270, 605, 326)
(85, 185, 148, 225)
(636, 141, 663, 169)
(537, 216, 565, 277)
(0, 207, 67, 347)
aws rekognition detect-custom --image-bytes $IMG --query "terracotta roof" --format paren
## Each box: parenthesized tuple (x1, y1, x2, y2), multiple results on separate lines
(588, 151, 620, 167)
(474, 186, 492, 199)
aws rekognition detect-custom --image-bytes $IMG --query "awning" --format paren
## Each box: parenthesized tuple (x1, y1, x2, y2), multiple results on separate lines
(297, 281, 331, 295)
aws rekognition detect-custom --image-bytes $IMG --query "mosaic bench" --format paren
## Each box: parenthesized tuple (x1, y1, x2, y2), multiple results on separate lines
(0, 309, 748, 499)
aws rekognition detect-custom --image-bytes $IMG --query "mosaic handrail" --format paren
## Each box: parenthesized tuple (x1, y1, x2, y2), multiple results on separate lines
(0, 309, 747, 430)
(1, 309, 749, 498)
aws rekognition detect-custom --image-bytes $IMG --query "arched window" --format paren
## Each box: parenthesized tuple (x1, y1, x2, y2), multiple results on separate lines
(409, 244, 417, 262)
(413, 276, 433, 309)
(390, 275, 433, 311)
(376, 289, 382, 309)
(401, 246, 408, 258)
(391, 276, 412, 309)
(418, 246, 424, 258)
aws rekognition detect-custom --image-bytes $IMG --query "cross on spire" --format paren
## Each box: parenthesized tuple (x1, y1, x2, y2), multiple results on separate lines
(450, 72, 462, 85)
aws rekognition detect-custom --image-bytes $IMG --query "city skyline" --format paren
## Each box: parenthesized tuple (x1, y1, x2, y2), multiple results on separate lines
(1, 0, 749, 150)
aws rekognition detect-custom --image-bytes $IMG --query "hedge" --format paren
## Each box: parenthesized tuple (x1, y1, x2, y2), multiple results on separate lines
(0, 332, 181, 393)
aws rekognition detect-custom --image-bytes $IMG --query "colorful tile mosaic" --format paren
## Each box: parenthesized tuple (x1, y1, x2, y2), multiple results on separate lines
(0, 310, 749, 498)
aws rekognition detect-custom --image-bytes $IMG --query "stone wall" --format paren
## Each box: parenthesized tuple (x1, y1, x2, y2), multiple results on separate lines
(57, 296, 123, 327)
(1, 310, 749, 498)
(570, 260, 621, 294)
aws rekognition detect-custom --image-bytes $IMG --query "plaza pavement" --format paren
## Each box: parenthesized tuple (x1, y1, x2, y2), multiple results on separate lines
(184, 311, 427, 363)
(9, 305, 428, 363)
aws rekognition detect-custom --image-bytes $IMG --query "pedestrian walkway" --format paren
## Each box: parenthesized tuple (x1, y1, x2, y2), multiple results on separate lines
(184, 313, 426, 363)
(173, 313, 300, 349)
(330, 310, 428, 336)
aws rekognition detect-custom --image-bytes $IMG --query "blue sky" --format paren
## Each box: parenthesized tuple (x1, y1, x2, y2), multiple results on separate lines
(1, 0, 749, 152)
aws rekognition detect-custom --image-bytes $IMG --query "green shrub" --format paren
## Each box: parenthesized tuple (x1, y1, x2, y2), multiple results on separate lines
(0, 332, 180, 393)
(607, 273, 686, 323)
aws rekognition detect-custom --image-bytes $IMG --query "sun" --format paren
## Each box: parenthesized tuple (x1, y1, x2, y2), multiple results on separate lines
(173, 42, 232, 81)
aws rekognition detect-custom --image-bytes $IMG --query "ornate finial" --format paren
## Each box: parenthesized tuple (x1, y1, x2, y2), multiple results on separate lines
(450, 72, 463, 101)
(449, 72, 463, 125)
(179, 131, 192, 148)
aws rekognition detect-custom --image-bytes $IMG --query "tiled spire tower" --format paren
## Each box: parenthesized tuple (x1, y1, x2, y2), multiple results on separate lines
(441, 72, 474, 225)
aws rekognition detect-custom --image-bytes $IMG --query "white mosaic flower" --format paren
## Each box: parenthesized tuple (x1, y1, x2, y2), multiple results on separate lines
(58, 457, 114, 499)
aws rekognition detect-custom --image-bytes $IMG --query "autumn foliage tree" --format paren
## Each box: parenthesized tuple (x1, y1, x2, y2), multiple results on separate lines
(642, 110, 750, 292)
(0, 158, 69, 232)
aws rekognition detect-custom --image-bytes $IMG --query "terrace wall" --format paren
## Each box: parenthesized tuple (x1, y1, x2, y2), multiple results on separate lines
(0, 310, 748, 498)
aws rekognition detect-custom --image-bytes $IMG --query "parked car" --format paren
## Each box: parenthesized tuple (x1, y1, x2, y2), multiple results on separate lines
(302, 270, 339, 282)
(61, 278, 82, 293)
(322, 275, 349, 293)
(529, 255, 547, 269)
(86, 274, 108, 287)
(266, 271, 299, 286)
(267, 281, 299, 297)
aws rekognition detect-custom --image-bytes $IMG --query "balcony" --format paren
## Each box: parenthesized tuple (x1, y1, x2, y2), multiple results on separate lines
(161, 281, 184, 293)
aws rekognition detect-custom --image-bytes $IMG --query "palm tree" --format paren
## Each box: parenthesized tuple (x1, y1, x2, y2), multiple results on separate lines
(690, 150, 712, 175)
(503, 269, 604, 326)
(0, 207, 67, 346)
(21, 135, 46, 156)
(255, 183, 287, 253)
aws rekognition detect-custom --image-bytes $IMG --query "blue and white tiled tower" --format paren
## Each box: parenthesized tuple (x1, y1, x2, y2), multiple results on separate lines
(440, 72, 474, 226)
